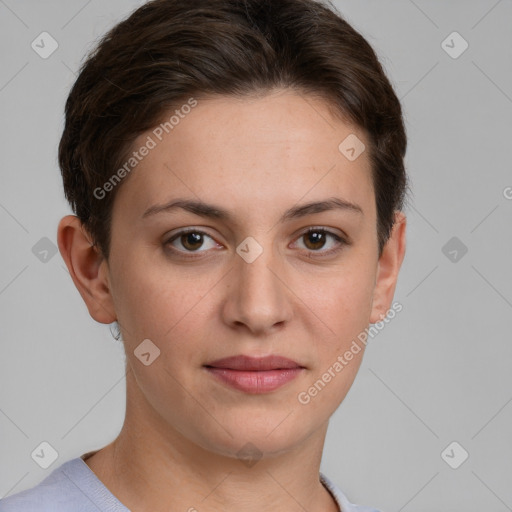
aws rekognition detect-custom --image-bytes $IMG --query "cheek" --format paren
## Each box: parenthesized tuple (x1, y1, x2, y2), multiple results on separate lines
(109, 254, 216, 351)
(108, 255, 174, 342)
(303, 263, 376, 340)
(296, 273, 374, 416)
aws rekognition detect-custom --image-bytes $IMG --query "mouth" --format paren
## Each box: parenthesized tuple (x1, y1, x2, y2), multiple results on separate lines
(203, 355, 305, 394)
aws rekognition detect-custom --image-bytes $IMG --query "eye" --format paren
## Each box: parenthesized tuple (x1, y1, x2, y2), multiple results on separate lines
(292, 227, 347, 257)
(165, 228, 220, 255)
(164, 226, 348, 259)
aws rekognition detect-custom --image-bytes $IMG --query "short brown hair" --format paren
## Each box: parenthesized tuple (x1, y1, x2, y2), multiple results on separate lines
(59, 0, 407, 259)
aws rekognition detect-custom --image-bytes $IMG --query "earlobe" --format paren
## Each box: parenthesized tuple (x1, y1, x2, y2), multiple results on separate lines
(369, 211, 406, 323)
(57, 215, 117, 324)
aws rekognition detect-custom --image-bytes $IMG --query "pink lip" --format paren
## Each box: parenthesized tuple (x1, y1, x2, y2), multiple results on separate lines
(204, 355, 305, 394)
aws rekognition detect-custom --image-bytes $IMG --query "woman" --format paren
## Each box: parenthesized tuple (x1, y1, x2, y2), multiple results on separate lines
(0, 0, 407, 510)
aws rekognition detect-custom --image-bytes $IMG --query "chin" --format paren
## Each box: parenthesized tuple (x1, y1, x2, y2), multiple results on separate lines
(189, 412, 320, 461)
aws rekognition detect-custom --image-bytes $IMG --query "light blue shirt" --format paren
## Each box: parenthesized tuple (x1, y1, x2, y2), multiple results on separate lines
(0, 456, 382, 512)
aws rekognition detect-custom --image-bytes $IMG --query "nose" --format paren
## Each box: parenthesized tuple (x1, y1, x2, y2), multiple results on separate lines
(221, 238, 293, 336)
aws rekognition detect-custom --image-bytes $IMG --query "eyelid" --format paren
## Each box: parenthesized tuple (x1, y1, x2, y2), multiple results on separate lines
(296, 225, 348, 242)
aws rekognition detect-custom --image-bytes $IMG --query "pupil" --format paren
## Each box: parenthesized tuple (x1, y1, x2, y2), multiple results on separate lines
(183, 232, 203, 251)
(306, 231, 325, 250)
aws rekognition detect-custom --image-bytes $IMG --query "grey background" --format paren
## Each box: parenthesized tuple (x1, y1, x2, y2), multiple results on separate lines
(1, 1, 511, 510)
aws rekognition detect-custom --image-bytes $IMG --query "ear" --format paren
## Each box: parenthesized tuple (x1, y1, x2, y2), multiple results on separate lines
(370, 211, 406, 323)
(57, 215, 116, 324)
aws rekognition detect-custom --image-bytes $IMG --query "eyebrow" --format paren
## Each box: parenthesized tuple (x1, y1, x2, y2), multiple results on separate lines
(142, 196, 363, 223)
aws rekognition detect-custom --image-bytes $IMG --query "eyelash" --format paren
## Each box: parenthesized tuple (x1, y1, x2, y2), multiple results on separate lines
(164, 227, 348, 259)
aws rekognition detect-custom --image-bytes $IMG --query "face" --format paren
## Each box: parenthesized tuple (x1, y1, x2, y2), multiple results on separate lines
(90, 89, 402, 459)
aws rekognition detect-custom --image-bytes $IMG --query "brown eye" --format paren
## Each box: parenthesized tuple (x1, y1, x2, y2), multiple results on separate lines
(165, 229, 219, 255)
(180, 232, 204, 251)
(302, 230, 328, 250)
(294, 228, 347, 257)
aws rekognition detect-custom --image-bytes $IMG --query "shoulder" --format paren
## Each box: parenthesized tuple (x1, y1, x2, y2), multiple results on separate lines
(0, 457, 127, 512)
(320, 472, 384, 512)
(0, 458, 87, 512)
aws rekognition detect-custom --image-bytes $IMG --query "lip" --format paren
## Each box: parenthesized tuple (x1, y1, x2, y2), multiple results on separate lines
(205, 355, 303, 371)
(204, 355, 305, 394)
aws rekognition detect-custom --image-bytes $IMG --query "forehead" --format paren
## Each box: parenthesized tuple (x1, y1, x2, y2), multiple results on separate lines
(113, 89, 375, 222)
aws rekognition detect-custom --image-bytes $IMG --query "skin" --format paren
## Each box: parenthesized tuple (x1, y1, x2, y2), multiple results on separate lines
(57, 88, 406, 512)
